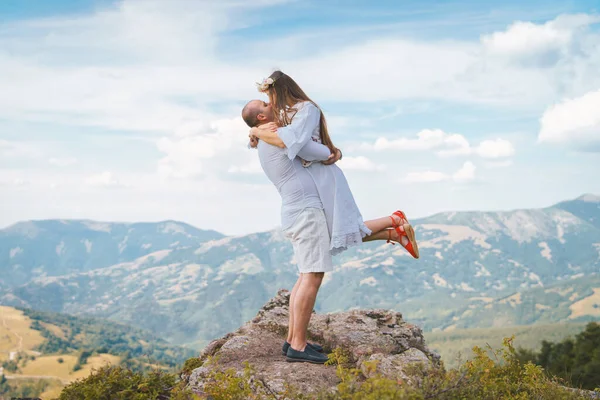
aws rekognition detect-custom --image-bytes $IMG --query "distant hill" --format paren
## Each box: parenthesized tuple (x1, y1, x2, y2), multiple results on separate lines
(555, 194, 600, 230)
(0, 305, 196, 399)
(1, 194, 599, 348)
(433, 273, 600, 331)
(0, 219, 224, 288)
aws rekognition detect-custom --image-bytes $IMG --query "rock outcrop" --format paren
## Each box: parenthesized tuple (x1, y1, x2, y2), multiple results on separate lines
(185, 289, 440, 398)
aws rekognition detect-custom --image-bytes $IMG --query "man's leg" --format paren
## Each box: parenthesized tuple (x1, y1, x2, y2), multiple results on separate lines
(287, 274, 303, 343)
(290, 272, 324, 351)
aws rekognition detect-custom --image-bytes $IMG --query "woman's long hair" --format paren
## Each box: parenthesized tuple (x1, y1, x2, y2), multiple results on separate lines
(265, 71, 336, 153)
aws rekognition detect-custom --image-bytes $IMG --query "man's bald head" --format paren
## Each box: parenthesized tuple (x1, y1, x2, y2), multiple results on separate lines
(242, 100, 273, 127)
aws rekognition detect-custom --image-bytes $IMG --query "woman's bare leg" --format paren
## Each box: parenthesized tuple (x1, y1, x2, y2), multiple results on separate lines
(363, 227, 409, 246)
(363, 216, 409, 246)
(364, 216, 394, 234)
(363, 229, 392, 242)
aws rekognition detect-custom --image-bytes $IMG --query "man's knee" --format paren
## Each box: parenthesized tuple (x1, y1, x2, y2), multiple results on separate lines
(302, 272, 324, 277)
(302, 272, 325, 286)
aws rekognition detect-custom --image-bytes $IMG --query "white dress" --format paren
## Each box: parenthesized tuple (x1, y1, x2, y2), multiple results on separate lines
(277, 101, 372, 256)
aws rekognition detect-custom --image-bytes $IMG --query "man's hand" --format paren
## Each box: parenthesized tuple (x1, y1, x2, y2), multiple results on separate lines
(322, 148, 342, 165)
(248, 135, 259, 148)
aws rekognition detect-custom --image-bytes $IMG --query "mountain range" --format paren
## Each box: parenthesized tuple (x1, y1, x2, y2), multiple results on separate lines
(1, 194, 598, 349)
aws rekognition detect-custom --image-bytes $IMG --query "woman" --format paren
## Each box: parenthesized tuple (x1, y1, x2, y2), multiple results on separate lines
(251, 70, 419, 259)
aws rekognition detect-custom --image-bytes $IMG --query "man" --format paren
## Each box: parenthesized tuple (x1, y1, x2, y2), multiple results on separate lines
(241, 99, 341, 364)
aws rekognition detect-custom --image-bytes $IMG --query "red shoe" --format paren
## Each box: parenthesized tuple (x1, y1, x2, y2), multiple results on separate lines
(388, 211, 419, 259)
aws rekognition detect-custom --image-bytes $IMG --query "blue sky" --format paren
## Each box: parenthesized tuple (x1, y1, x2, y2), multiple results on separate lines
(0, 0, 599, 235)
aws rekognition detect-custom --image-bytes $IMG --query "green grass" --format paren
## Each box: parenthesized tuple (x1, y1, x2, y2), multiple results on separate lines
(425, 321, 591, 368)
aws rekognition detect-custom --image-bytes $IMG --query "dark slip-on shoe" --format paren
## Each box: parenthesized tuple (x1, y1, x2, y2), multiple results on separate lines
(282, 341, 324, 356)
(286, 344, 328, 364)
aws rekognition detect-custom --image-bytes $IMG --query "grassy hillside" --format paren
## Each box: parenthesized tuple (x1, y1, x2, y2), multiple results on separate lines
(0, 305, 196, 399)
(424, 321, 592, 368)
(5, 199, 600, 347)
(433, 273, 600, 331)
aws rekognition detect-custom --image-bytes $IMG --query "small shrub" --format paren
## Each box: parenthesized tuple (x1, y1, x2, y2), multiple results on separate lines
(57, 357, 64, 363)
(1, 360, 19, 373)
(58, 364, 197, 400)
(316, 337, 588, 400)
(181, 357, 203, 376)
(0, 378, 50, 398)
(201, 359, 263, 399)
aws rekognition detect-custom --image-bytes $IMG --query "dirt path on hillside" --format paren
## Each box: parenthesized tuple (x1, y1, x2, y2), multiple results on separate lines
(2, 313, 71, 387)
(1, 314, 24, 353)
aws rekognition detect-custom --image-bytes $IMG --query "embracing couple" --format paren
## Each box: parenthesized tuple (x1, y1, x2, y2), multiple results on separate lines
(241, 71, 419, 364)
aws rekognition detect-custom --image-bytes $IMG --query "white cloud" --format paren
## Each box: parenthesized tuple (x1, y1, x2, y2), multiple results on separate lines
(482, 21, 569, 57)
(372, 129, 470, 154)
(474, 139, 515, 159)
(228, 159, 263, 174)
(0, 140, 41, 159)
(0, 177, 29, 187)
(156, 136, 208, 179)
(404, 171, 448, 183)
(84, 171, 126, 188)
(485, 160, 513, 168)
(49, 157, 78, 167)
(0, 170, 281, 235)
(1, 9, 598, 139)
(403, 161, 476, 184)
(452, 161, 476, 182)
(481, 14, 600, 67)
(538, 88, 600, 149)
(281, 14, 600, 109)
(338, 156, 385, 172)
(157, 117, 256, 179)
(436, 135, 472, 156)
(370, 130, 514, 159)
(0, 0, 269, 134)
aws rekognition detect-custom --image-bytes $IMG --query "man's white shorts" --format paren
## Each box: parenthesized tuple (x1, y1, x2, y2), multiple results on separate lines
(283, 207, 333, 274)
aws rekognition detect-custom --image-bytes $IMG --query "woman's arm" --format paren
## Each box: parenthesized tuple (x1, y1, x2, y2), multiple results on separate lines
(276, 102, 323, 160)
(251, 122, 333, 161)
(250, 102, 337, 161)
(251, 125, 285, 148)
(297, 140, 332, 161)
